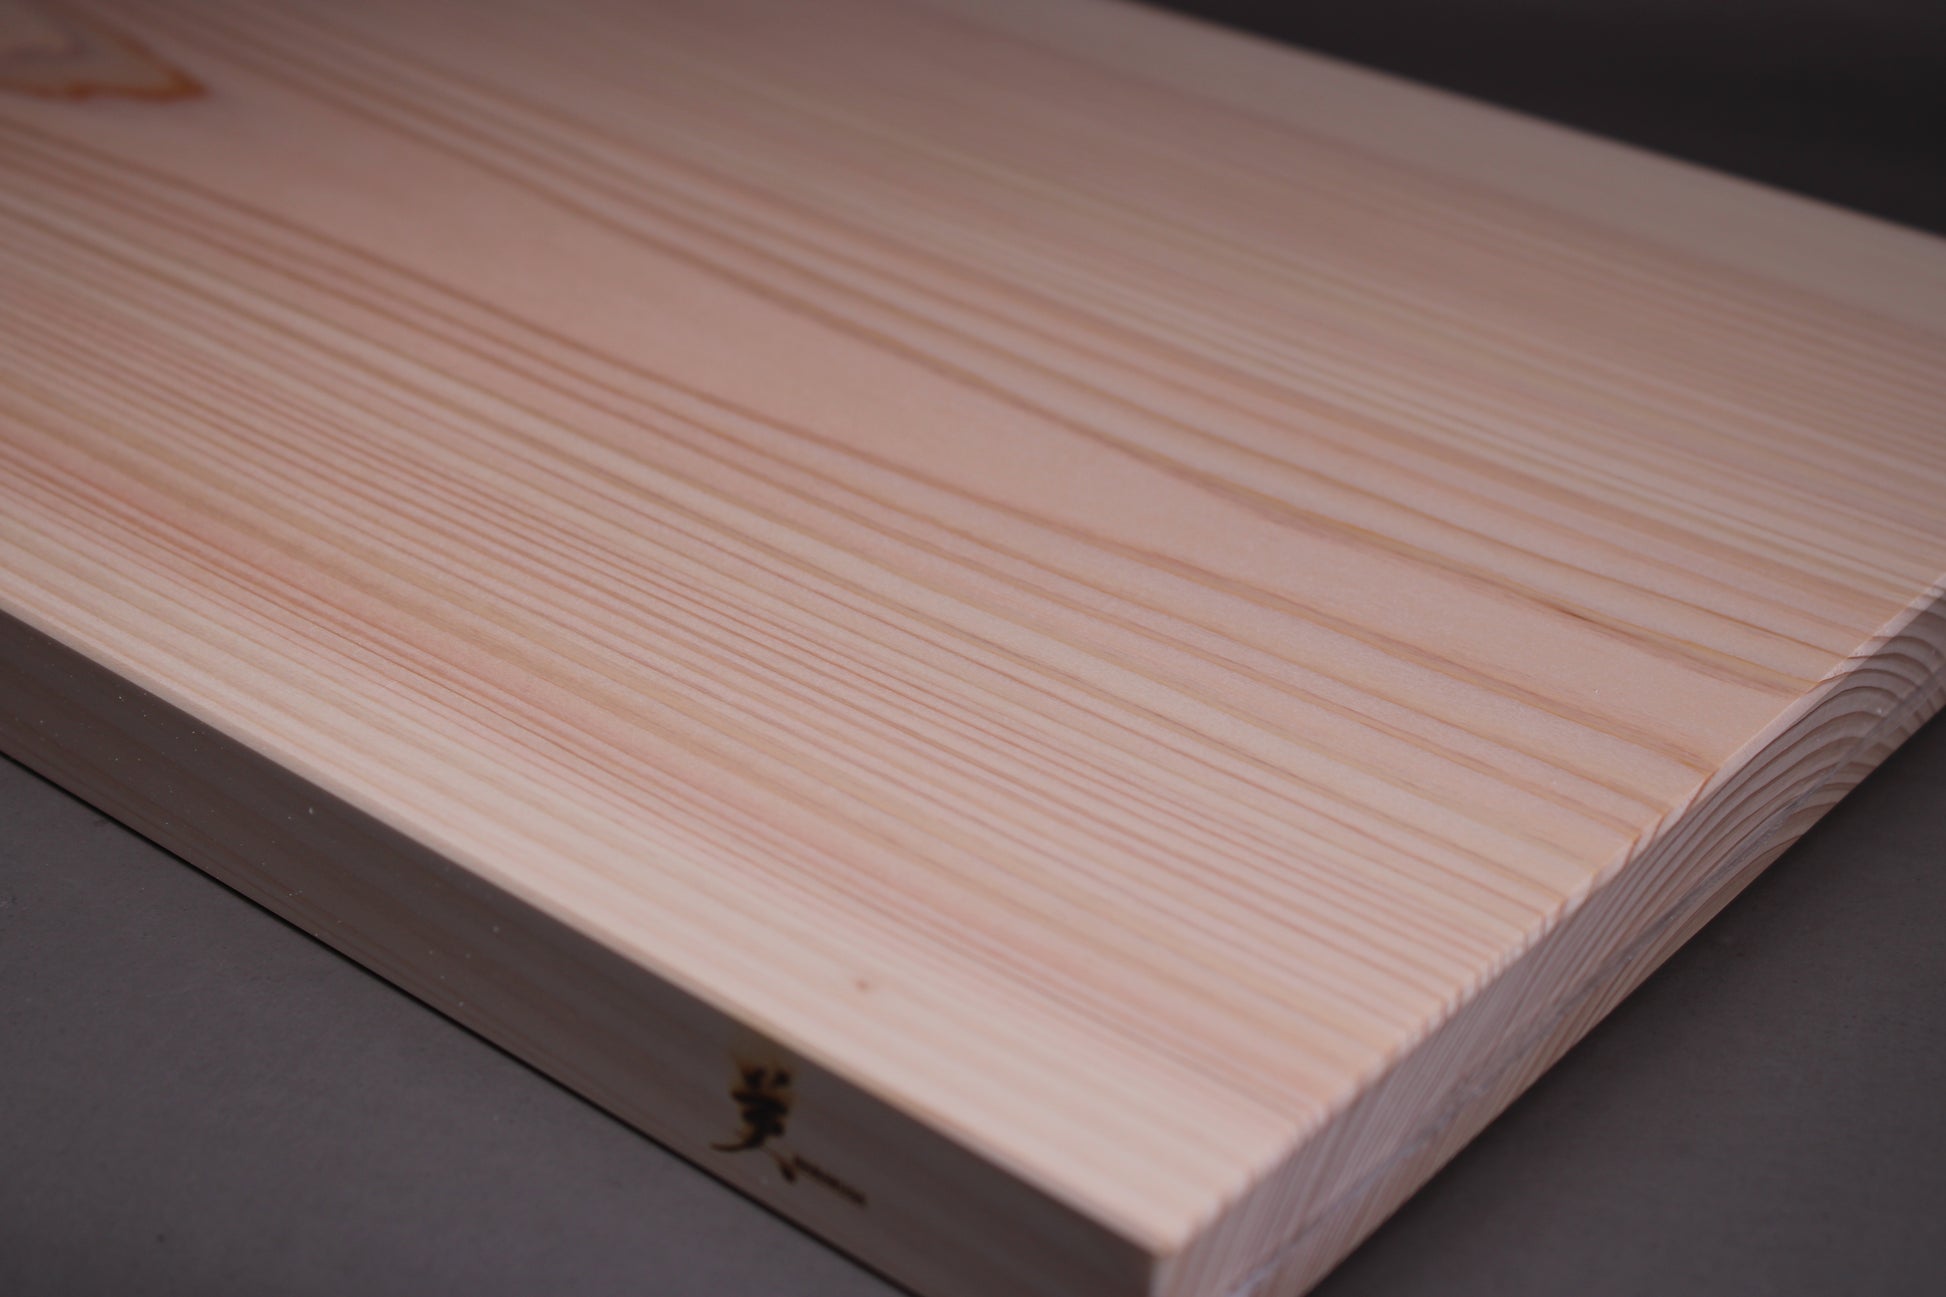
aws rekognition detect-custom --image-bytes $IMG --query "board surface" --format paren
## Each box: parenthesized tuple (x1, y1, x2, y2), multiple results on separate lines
(3, 1, 1945, 1294)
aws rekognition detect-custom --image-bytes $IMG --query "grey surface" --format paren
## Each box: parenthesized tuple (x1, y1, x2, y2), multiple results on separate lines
(4, 2, 1946, 1294)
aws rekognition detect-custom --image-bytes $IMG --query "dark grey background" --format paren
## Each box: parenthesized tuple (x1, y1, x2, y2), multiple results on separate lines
(4, 2, 1943, 1294)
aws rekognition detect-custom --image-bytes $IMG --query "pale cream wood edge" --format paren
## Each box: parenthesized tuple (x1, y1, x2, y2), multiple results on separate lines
(0, 604, 1148, 1297)
(919, 0, 1946, 339)
(1173, 581, 1946, 1297)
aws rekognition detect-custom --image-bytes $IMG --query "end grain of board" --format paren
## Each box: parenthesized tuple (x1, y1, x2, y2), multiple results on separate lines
(2, 0, 1944, 1294)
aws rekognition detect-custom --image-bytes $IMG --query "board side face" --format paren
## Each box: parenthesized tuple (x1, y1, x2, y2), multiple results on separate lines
(3, 0, 1946, 1288)
(0, 607, 1151, 1297)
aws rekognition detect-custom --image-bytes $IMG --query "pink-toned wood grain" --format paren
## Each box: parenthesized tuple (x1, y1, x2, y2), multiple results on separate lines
(3, 1, 1943, 1293)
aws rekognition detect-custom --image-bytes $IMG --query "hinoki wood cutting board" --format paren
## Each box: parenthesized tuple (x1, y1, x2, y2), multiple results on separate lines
(3, 0, 1944, 1292)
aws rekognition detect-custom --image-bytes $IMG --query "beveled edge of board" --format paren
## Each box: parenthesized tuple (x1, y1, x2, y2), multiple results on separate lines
(0, 603, 1149, 1297)
(1169, 582, 1946, 1297)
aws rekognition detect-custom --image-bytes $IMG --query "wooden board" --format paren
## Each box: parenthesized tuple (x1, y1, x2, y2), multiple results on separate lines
(3, 1, 1944, 1293)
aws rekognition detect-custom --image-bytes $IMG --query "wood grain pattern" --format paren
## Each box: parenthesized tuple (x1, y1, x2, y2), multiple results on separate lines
(2, 0, 1943, 1293)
